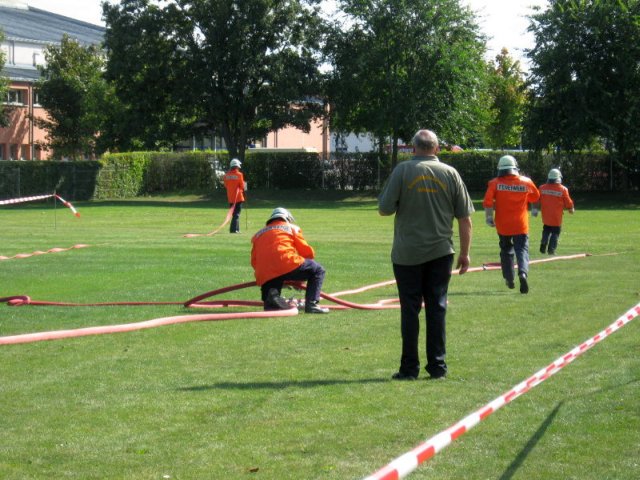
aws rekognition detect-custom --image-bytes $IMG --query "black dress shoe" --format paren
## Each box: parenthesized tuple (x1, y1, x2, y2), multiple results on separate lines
(305, 301, 329, 314)
(391, 371, 418, 380)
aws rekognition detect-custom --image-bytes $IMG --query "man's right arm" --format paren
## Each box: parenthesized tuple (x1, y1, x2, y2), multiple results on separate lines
(378, 170, 400, 216)
(456, 216, 472, 274)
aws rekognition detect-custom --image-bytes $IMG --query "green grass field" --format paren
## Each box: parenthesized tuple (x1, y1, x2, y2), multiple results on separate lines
(1, 189, 639, 480)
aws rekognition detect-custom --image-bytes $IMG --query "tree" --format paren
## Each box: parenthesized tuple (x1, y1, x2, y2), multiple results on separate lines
(525, 0, 640, 187)
(175, 0, 325, 160)
(35, 35, 108, 159)
(485, 48, 526, 149)
(102, 0, 197, 151)
(103, 0, 325, 159)
(325, 0, 487, 166)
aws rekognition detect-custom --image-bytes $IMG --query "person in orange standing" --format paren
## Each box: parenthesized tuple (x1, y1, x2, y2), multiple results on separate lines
(223, 158, 246, 233)
(483, 155, 540, 294)
(533, 168, 575, 255)
(251, 207, 329, 314)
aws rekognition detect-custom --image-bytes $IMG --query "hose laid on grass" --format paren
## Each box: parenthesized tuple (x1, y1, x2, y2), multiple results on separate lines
(0, 244, 91, 261)
(182, 203, 234, 237)
(183, 190, 240, 238)
(0, 253, 593, 344)
(0, 308, 299, 345)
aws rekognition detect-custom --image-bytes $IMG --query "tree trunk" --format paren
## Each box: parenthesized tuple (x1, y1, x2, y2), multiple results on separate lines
(391, 132, 399, 169)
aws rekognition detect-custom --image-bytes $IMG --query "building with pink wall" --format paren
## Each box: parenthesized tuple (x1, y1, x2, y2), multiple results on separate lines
(0, 1, 105, 160)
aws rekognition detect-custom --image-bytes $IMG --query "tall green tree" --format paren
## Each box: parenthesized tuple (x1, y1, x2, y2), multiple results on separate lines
(485, 48, 526, 149)
(325, 0, 486, 166)
(35, 34, 108, 159)
(103, 0, 196, 151)
(177, 0, 325, 160)
(103, 0, 325, 159)
(525, 0, 640, 187)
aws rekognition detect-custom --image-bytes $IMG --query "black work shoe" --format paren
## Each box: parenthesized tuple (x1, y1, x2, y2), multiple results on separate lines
(391, 371, 418, 380)
(304, 301, 329, 314)
(519, 274, 529, 294)
(540, 244, 546, 254)
(506, 279, 515, 289)
(548, 249, 555, 255)
(264, 289, 292, 310)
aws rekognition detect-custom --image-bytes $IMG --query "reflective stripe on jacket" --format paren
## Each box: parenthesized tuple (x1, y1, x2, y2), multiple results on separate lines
(223, 168, 245, 203)
(251, 220, 315, 285)
(539, 183, 574, 227)
(483, 174, 540, 235)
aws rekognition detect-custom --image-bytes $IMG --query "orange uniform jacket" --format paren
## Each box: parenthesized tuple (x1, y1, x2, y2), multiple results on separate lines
(223, 168, 245, 203)
(251, 220, 315, 286)
(483, 174, 540, 236)
(538, 183, 574, 227)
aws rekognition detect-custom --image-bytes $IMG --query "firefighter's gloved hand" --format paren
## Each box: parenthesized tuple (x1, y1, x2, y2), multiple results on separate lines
(569, 208, 575, 214)
(484, 208, 495, 227)
(531, 207, 539, 217)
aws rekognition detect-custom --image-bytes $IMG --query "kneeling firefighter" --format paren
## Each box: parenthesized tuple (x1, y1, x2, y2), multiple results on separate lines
(250, 207, 329, 313)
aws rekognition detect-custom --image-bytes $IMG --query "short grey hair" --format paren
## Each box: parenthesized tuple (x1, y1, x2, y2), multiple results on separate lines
(412, 129, 439, 152)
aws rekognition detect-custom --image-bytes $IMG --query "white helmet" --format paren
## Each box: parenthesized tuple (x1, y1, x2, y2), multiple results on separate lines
(268, 207, 295, 223)
(230, 158, 242, 168)
(497, 155, 518, 175)
(548, 168, 562, 182)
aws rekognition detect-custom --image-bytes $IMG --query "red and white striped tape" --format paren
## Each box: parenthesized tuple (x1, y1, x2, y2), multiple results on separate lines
(363, 302, 640, 480)
(55, 194, 80, 217)
(0, 193, 80, 217)
(0, 194, 54, 206)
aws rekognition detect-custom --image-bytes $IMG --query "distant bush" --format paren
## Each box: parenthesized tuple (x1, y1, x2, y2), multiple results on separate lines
(0, 149, 633, 201)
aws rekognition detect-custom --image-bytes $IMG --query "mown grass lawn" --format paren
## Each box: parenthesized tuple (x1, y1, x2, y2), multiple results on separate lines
(1, 189, 639, 480)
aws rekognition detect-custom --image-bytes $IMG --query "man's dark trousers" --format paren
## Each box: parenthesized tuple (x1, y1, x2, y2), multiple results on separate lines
(393, 254, 453, 378)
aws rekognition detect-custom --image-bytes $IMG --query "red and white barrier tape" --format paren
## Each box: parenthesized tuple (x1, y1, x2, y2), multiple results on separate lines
(55, 194, 80, 217)
(363, 302, 640, 480)
(0, 193, 80, 217)
(0, 194, 54, 205)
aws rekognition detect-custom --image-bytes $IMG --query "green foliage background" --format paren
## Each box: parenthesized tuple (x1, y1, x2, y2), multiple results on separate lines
(0, 151, 633, 201)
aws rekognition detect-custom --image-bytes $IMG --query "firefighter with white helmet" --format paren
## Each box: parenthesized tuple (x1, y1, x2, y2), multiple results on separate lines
(223, 158, 246, 233)
(251, 207, 329, 314)
(483, 155, 540, 294)
(533, 168, 575, 255)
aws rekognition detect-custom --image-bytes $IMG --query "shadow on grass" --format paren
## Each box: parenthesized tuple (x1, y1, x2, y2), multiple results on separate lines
(498, 401, 563, 480)
(177, 377, 387, 391)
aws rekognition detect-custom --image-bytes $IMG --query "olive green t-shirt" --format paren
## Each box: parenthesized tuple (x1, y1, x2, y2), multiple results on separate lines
(378, 155, 474, 266)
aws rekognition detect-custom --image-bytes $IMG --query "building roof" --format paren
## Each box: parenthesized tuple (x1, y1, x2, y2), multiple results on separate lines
(0, 2, 105, 83)
(2, 64, 40, 82)
(0, 2, 105, 46)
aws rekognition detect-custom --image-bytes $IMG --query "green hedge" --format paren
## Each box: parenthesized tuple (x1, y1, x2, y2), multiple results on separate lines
(94, 151, 224, 199)
(0, 160, 101, 200)
(438, 150, 630, 192)
(0, 149, 634, 201)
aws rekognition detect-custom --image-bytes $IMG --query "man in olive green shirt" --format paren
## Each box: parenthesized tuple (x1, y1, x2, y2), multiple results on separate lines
(379, 129, 474, 380)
